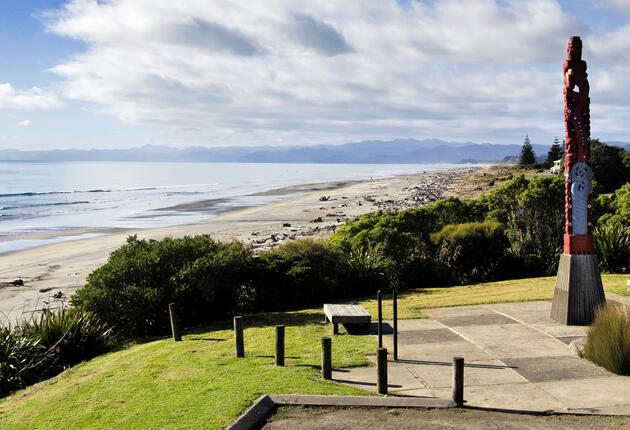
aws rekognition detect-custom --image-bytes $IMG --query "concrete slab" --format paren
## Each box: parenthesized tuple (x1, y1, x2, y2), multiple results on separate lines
(334, 301, 630, 415)
(383, 318, 444, 331)
(424, 306, 490, 318)
(401, 358, 525, 389)
(395, 328, 466, 344)
(432, 382, 567, 411)
(480, 338, 573, 359)
(447, 324, 574, 358)
(502, 356, 610, 382)
(537, 376, 630, 409)
(437, 313, 518, 327)
(531, 323, 588, 338)
(332, 359, 426, 394)
(391, 340, 498, 364)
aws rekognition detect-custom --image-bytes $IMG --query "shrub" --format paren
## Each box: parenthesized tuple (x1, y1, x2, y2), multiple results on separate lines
(254, 239, 344, 310)
(584, 305, 630, 375)
(430, 221, 509, 284)
(593, 223, 630, 273)
(17, 308, 114, 373)
(344, 240, 394, 293)
(72, 235, 253, 339)
(503, 176, 564, 274)
(0, 327, 45, 398)
(589, 139, 630, 193)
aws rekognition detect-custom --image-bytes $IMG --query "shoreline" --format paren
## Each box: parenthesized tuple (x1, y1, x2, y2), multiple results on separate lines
(0, 165, 483, 324)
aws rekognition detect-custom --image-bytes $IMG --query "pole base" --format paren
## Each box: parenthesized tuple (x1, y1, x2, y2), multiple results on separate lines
(551, 254, 605, 325)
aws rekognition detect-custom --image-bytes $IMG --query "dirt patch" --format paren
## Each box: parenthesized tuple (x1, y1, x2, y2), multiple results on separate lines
(263, 406, 630, 430)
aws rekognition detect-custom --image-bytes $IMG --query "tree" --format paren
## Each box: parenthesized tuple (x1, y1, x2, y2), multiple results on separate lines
(519, 134, 536, 166)
(589, 139, 630, 193)
(545, 136, 564, 167)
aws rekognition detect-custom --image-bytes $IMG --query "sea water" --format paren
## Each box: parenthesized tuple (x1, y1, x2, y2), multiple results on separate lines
(0, 161, 461, 254)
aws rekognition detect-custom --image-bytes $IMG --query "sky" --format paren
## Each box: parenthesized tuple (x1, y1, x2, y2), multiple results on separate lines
(0, 0, 629, 150)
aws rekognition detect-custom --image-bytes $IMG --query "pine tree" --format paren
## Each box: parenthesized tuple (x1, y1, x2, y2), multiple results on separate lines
(545, 136, 563, 167)
(519, 134, 536, 165)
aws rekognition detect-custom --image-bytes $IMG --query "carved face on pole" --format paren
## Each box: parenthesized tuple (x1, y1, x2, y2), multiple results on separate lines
(563, 36, 593, 254)
(567, 36, 582, 61)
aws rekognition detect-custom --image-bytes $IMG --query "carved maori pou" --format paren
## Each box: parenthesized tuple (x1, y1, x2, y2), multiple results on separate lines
(563, 36, 593, 254)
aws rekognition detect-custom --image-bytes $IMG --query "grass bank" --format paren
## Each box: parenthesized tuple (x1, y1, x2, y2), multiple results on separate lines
(1, 274, 628, 429)
(357, 273, 629, 319)
(0, 312, 375, 430)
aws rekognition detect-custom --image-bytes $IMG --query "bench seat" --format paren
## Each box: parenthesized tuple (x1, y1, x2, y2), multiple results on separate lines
(324, 304, 371, 334)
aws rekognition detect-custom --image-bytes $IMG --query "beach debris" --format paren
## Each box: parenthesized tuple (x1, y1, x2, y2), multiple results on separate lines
(53, 291, 64, 299)
(12, 279, 24, 286)
(251, 232, 259, 236)
(270, 234, 278, 242)
(282, 223, 291, 227)
(311, 217, 323, 222)
(39, 287, 54, 293)
(319, 196, 330, 201)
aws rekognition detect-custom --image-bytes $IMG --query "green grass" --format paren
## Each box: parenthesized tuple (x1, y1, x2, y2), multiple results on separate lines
(0, 312, 376, 430)
(356, 274, 629, 319)
(1, 273, 628, 429)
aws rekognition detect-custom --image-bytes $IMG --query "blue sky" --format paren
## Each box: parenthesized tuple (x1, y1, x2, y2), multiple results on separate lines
(1, 0, 629, 150)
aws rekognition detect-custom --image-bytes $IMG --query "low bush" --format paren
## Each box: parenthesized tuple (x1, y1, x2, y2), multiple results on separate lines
(594, 223, 630, 273)
(72, 235, 254, 339)
(584, 305, 630, 375)
(17, 308, 114, 373)
(253, 239, 345, 311)
(431, 221, 509, 284)
(0, 327, 44, 398)
(1, 307, 114, 398)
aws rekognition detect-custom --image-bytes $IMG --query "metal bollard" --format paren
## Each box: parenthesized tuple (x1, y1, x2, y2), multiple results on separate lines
(393, 289, 398, 361)
(321, 337, 332, 380)
(452, 356, 464, 406)
(168, 303, 181, 342)
(234, 316, 244, 358)
(275, 325, 285, 366)
(377, 290, 383, 348)
(377, 347, 388, 395)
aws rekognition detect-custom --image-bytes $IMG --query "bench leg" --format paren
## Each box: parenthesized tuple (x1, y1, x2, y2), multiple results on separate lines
(333, 323, 338, 335)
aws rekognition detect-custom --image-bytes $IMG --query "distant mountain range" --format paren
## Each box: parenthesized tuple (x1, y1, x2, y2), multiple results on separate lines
(1, 138, 628, 164)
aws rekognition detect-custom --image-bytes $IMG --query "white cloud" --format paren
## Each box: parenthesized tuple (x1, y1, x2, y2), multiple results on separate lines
(16, 120, 32, 127)
(41, 0, 625, 146)
(603, 0, 630, 14)
(0, 83, 61, 109)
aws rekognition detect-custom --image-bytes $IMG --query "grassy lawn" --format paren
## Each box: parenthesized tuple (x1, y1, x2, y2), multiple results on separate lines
(357, 273, 629, 320)
(1, 273, 628, 429)
(0, 312, 376, 430)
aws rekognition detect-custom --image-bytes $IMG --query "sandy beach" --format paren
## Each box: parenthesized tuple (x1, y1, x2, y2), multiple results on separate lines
(0, 166, 482, 324)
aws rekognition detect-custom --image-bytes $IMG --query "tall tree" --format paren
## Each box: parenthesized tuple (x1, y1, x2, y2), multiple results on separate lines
(519, 134, 536, 166)
(589, 139, 630, 193)
(545, 136, 563, 167)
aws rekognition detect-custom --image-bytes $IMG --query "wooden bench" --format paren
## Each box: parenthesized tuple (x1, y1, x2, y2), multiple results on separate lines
(324, 304, 371, 334)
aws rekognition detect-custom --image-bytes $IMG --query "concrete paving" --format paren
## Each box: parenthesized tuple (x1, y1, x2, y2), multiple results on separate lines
(332, 301, 630, 415)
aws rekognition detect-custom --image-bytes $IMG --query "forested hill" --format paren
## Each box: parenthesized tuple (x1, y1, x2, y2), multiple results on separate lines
(2, 138, 626, 164)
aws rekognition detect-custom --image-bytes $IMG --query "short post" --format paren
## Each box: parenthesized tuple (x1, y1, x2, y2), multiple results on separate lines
(377, 290, 383, 348)
(452, 356, 464, 407)
(275, 325, 285, 366)
(377, 347, 388, 395)
(321, 337, 332, 380)
(168, 303, 181, 342)
(393, 289, 398, 361)
(234, 316, 244, 358)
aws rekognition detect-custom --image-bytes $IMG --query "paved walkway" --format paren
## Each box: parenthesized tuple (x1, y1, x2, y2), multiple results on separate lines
(332, 301, 630, 415)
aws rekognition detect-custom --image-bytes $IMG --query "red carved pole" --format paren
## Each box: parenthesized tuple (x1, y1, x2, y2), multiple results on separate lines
(563, 36, 593, 255)
(551, 36, 605, 326)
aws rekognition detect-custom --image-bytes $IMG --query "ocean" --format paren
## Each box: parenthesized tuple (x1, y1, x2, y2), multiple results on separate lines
(0, 161, 461, 254)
